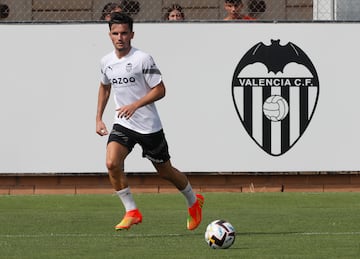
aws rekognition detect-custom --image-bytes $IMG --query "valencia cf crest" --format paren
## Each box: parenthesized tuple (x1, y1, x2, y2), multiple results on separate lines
(126, 63, 132, 72)
(232, 40, 319, 156)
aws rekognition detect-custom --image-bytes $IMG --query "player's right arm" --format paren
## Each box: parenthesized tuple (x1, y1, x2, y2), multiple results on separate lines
(96, 82, 111, 136)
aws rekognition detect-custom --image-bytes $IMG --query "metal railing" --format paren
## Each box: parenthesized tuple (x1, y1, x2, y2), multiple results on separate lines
(0, 0, 359, 23)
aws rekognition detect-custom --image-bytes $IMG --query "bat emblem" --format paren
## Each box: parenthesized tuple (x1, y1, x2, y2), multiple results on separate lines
(232, 40, 319, 156)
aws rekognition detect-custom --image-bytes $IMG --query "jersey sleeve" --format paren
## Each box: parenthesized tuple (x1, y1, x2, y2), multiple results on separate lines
(142, 55, 162, 88)
(100, 59, 111, 85)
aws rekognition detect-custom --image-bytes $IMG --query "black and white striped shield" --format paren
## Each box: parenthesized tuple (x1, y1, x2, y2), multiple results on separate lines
(232, 40, 319, 156)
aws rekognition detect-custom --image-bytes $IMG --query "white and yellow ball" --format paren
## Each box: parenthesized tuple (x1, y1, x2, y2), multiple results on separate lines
(204, 220, 236, 249)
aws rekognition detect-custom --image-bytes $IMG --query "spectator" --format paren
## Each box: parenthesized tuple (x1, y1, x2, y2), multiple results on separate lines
(100, 2, 122, 21)
(223, 0, 254, 20)
(164, 3, 185, 21)
(0, 4, 9, 19)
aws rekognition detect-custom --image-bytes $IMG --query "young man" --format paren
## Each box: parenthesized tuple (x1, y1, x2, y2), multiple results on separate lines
(100, 2, 123, 21)
(96, 12, 204, 231)
(224, 0, 255, 20)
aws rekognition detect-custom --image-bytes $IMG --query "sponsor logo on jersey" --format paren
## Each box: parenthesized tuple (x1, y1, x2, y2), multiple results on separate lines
(112, 77, 136, 86)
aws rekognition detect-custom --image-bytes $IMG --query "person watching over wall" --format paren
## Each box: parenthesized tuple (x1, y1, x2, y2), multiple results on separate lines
(0, 4, 10, 19)
(164, 3, 185, 21)
(223, 0, 254, 20)
(100, 2, 123, 21)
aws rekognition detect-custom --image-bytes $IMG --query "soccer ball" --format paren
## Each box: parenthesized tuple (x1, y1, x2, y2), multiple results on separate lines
(204, 220, 236, 249)
(263, 95, 289, 122)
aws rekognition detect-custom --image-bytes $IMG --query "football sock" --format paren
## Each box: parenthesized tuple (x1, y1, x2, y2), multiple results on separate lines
(116, 187, 137, 212)
(180, 182, 197, 207)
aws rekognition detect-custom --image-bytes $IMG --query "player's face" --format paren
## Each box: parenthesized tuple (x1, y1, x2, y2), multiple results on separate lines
(109, 23, 134, 54)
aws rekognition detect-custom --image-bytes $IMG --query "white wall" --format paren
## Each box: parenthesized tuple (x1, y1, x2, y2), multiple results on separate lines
(1, 22, 359, 173)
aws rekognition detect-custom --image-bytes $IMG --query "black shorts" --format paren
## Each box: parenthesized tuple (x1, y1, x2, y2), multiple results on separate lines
(107, 124, 170, 164)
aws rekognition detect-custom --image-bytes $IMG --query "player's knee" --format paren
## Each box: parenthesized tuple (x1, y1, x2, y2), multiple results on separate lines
(106, 159, 123, 171)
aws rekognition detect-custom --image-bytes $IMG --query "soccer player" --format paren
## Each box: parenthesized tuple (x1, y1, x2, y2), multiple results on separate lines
(96, 12, 204, 231)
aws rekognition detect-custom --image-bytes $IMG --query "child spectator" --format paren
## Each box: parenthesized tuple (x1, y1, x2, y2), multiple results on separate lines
(224, 0, 255, 20)
(164, 3, 185, 21)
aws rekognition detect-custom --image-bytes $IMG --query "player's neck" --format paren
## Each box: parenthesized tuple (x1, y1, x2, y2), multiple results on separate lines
(115, 46, 132, 59)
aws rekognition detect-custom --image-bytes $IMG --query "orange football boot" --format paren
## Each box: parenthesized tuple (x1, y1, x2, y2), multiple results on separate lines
(115, 209, 143, 230)
(187, 194, 204, 230)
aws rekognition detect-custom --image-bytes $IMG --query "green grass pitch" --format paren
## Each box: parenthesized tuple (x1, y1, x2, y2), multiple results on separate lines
(0, 192, 360, 258)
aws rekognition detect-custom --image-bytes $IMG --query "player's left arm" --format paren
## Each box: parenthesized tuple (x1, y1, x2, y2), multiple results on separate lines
(117, 81, 165, 119)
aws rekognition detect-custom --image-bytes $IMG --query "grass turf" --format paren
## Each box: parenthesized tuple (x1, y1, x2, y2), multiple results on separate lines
(0, 192, 359, 258)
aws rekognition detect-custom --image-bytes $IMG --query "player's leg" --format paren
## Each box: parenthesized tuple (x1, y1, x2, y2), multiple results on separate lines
(139, 129, 188, 190)
(106, 141, 129, 191)
(106, 141, 129, 190)
(153, 160, 188, 190)
(153, 161, 204, 230)
(106, 126, 142, 230)
(141, 128, 204, 230)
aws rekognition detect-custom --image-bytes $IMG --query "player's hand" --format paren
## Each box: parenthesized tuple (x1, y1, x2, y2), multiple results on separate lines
(116, 104, 137, 120)
(96, 121, 108, 136)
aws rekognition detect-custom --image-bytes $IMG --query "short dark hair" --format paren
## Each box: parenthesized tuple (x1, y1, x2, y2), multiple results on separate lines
(164, 3, 185, 20)
(0, 4, 10, 19)
(108, 12, 133, 31)
(100, 2, 122, 20)
(225, 0, 242, 4)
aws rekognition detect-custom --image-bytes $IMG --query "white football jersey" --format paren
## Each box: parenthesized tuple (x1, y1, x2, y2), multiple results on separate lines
(100, 47, 163, 134)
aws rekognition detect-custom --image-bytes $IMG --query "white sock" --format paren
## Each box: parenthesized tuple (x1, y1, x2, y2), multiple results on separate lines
(180, 182, 197, 207)
(116, 187, 137, 212)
